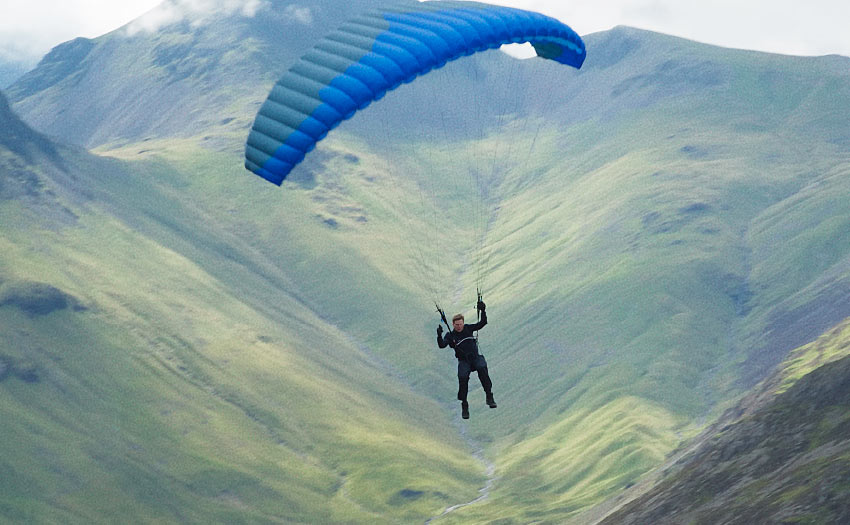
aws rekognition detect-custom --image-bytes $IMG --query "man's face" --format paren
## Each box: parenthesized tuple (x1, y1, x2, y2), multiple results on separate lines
(453, 318, 464, 332)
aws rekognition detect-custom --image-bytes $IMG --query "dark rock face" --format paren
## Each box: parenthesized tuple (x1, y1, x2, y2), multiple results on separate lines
(601, 354, 850, 525)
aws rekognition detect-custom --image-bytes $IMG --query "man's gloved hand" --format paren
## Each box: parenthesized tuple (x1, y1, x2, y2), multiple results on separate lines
(437, 325, 443, 337)
(477, 300, 486, 312)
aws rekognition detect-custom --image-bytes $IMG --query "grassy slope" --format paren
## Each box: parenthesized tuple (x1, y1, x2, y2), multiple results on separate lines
(0, 137, 486, 523)
(777, 318, 850, 393)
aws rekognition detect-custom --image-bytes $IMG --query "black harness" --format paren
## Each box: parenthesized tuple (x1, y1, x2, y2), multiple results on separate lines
(436, 290, 485, 355)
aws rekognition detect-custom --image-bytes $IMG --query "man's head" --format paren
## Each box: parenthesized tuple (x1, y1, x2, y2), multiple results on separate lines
(452, 313, 464, 332)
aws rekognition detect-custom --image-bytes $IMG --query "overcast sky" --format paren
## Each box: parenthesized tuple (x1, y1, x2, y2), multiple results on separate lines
(2, 0, 849, 68)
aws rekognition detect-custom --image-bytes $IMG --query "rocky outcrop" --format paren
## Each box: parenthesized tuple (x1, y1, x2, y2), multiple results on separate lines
(601, 353, 850, 524)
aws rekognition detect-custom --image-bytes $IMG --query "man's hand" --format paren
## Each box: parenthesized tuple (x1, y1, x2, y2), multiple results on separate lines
(477, 300, 486, 312)
(437, 325, 443, 337)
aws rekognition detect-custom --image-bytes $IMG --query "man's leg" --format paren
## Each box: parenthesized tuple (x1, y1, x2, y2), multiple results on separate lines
(475, 356, 497, 408)
(457, 360, 472, 401)
(458, 360, 471, 419)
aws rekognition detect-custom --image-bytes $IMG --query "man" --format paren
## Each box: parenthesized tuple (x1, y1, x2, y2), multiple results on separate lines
(437, 299, 497, 419)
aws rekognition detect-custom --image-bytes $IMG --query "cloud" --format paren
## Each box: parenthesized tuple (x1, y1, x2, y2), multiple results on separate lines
(284, 5, 313, 26)
(0, 3, 90, 65)
(125, 0, 269, 35)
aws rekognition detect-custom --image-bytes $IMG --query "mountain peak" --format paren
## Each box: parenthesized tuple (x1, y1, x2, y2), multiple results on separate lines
(10, 37, 95, 100)
(122, 0, 270, 37)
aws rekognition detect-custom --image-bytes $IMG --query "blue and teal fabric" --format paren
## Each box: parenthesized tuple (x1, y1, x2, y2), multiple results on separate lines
(245, 0, 586, 185)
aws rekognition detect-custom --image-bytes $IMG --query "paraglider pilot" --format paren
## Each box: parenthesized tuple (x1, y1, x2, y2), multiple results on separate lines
(437, 299, 496, 419)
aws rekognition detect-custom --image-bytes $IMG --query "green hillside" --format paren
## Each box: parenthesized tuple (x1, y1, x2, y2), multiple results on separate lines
(4, 3, 850, 522)
(0, 92, 485, 523)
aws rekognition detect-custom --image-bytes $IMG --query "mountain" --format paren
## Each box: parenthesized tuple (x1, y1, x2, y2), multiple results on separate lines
(597, 317, 850, 524)
(4, 0, 850, 521)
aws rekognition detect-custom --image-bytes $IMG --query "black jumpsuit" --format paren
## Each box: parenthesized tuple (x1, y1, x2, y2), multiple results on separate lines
(437, 310, 493, 402)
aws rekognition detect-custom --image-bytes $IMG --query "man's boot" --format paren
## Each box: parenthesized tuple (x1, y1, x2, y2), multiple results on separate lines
(461, 401, 470, 419)
(486, 392, 497, 409)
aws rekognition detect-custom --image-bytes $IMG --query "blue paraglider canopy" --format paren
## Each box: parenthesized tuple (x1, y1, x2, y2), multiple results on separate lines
(244, 0, 586, 185)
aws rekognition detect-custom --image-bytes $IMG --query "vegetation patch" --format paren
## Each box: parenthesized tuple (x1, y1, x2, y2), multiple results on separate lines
(0, 355, 39, 384)
(0, 355, 10, 381)
(0, 281, 84, 317)
(392, 489, 426, 504)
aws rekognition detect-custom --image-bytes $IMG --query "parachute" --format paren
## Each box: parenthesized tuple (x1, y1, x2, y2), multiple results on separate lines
(244, 0, 586, 185)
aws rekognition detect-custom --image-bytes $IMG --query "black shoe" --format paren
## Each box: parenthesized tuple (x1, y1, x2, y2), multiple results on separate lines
(461, 401, 470, 419)
(486, 392, 497, 409)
